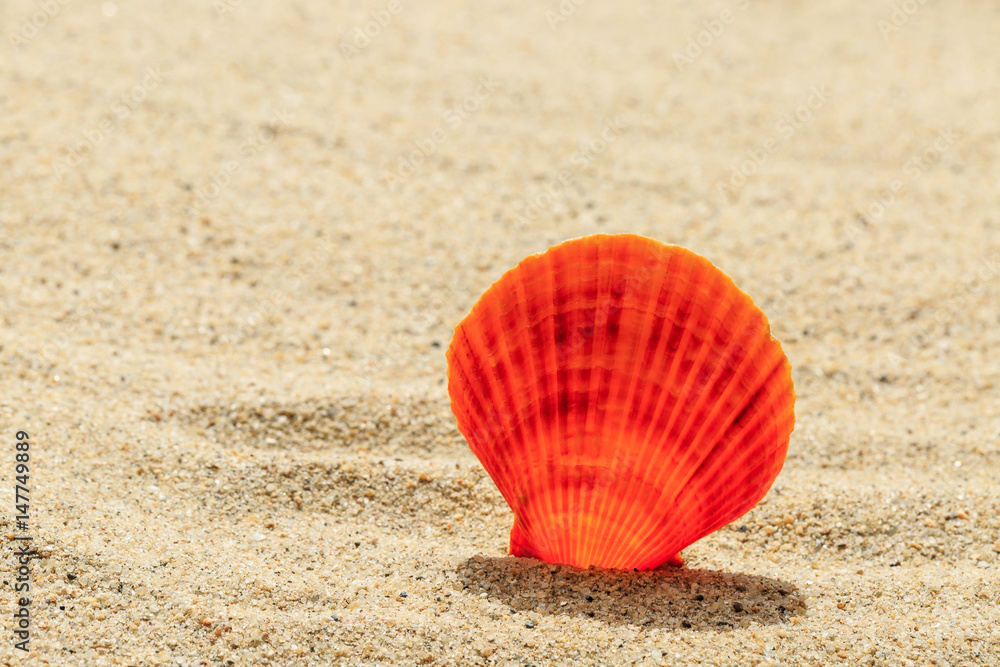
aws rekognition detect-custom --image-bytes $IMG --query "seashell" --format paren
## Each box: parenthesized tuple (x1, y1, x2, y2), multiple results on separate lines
(446, 234, 795, 570)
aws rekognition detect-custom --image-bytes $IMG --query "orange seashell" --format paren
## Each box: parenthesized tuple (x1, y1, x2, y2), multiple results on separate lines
(447, 234, 795, 570)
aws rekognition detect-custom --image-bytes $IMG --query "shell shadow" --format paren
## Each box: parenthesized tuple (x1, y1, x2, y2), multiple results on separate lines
(458, 556, 805, 631)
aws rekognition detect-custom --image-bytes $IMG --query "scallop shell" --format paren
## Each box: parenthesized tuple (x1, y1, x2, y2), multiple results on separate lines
(446, 234, 795, 570)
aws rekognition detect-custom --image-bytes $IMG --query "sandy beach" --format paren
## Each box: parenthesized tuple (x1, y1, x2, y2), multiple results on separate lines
(2, 0, 1000, 664)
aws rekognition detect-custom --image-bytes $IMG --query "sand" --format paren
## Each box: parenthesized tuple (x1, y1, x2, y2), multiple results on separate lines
(2, 0, 1000, 664)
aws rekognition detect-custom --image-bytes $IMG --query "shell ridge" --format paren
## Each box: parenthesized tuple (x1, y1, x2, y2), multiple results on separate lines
(767, 385, 795, 481)
(630, 252, 707, 455)
(543, 245, 571, 562)
(591, 239, 680, 568)
(648, 265, 741, 453)
(510, 520, 532, 558)
(664, 297, 757, 446)
(672, 368, 794, 536)
(640, 420, 778, 566)
(588, 240, 639, 565)
(613, 249, 692, 504)
(447, 335, 502, 471)
(481, 285, 552, 557)
(582, 238, 630, 568)
(572, 238, 609, 568)
(564, 281, 599, 561)
(558, 241, 605, 563)
(457, 308, 544, 527)
(551, 244, 586, 562)
(626, 336, 791, 562)
(676, 403, 791, 543)
(602, 252, 711, 567)
(582, 237, 656, 567)
(607, 257, 751, 566)
(450, 327, 522, 510)
(447, 234, 795, 571)
(679, 336, 791, 492)
(616, 300, 762, 565)
(506, 267, 553, 560)
(506, 254, 554, 560)
(487, 316, 534, 481)
(678, 315, 771, 457)
(573, 237, 623, 566)
(557, 240, 586, 563)
(620, 263, 701, 569)
(630, 498, 688, 569)
(647, 279, 746, 496)
(514, 256, 561, 562)
(689, 453, 773, 536)
(467, 308, 530, 503)
(649, 301, 763, 501)
(697, 363, 794, 497)
(710, 361, 794, 481)
(525, 292, 561, 559)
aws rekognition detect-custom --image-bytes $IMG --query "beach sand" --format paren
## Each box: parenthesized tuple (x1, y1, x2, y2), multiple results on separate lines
(2, 0, 1000, 664)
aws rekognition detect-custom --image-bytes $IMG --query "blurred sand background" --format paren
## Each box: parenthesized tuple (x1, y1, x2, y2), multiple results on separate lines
(2, 0, 1000, 664)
